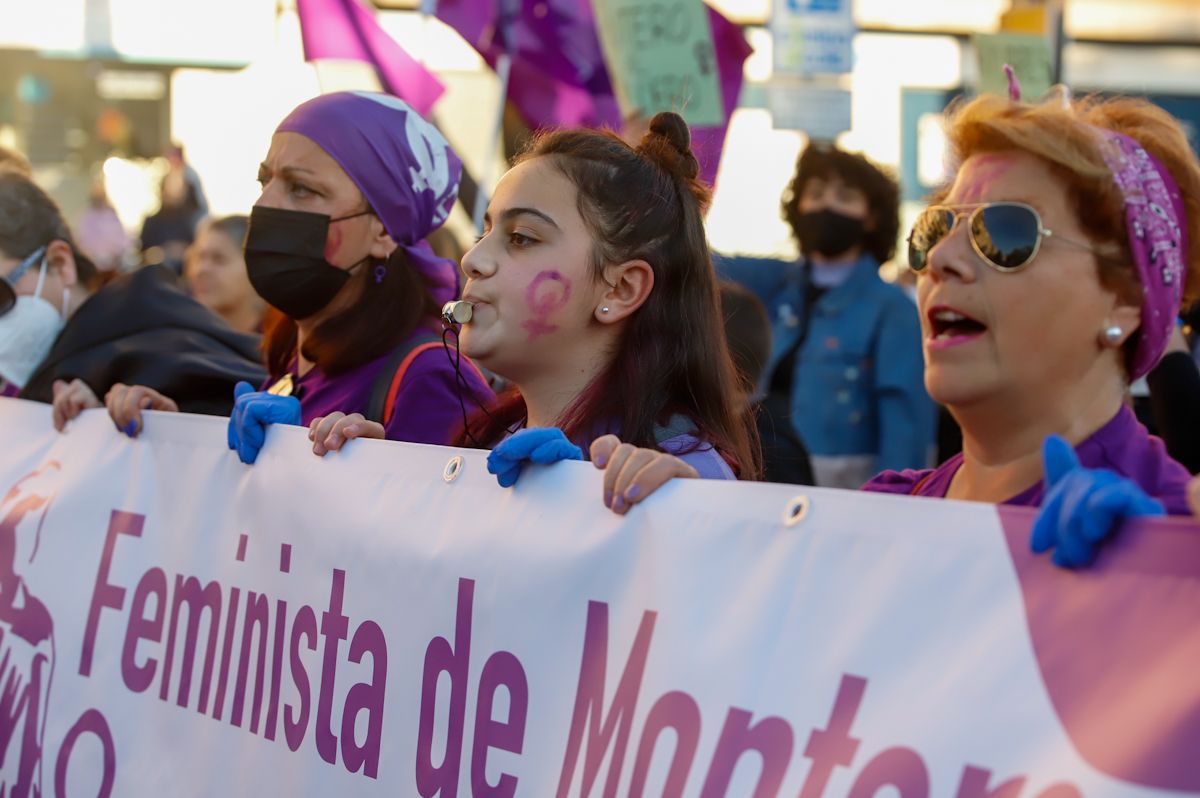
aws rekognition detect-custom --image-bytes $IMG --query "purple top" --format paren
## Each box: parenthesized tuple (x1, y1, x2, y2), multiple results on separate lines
(659, 432, 736, 480)
(270, 328, 493, 446)
(0, 380, 18, 399)
(862, 405, 1192, 515)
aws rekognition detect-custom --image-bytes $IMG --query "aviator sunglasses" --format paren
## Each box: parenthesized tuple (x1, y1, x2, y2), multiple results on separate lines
(907, 201, 1097, 273)
(0, 245, 47, 317)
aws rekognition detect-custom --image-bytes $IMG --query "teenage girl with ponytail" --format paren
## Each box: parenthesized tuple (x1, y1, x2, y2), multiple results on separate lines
(314, 112, 759, 510)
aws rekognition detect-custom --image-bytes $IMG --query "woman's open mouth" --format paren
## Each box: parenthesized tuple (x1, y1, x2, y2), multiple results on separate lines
(927, 305, 987, 349)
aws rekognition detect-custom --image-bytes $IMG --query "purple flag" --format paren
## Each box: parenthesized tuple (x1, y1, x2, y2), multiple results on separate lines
(296, 0, 445, 116)
(437, 0, 751, 186)
(436, 0, 619, 128)
(693, 6, 753, 186)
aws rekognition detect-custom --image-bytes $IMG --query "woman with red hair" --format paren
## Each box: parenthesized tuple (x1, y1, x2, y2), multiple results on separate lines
(864, 91, 1200, 566)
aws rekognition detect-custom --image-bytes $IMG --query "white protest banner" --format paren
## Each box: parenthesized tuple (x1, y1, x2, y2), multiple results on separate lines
(1, 397, 1198, 796)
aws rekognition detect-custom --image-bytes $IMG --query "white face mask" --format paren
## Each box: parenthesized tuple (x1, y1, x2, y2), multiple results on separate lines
(0, 250, 68, 389)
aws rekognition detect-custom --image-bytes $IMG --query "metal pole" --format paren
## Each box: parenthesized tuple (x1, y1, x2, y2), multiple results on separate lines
(473, 52, 511, 234)
(1048, 0, 1065, 85)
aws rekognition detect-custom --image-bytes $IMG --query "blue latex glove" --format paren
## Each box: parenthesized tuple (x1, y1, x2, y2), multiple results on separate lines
(1030, 434, 1165, 568)
(226, 382, 302, 465)
(487, 427, 584, 488)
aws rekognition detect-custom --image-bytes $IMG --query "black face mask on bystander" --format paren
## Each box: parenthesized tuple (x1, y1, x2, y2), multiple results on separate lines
(796, 208, 866, 259)
(243, 205, 371, 320)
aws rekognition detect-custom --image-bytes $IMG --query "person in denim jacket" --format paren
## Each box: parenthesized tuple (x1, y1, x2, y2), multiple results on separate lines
(718, 144, 934, 488)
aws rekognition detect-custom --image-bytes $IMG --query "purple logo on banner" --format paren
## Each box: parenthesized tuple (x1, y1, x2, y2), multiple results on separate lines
(0, 463, 59, 797)
(0, 462, 117, 798)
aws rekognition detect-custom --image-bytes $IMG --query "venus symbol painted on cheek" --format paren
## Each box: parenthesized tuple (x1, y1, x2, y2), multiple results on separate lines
(522, 270, 572, 339)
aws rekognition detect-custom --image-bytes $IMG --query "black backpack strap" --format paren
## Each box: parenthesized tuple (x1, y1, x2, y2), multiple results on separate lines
(365, 333, 442, 424)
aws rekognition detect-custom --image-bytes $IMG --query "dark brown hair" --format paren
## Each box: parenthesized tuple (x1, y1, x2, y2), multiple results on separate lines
(204, 214, 250, 250)
(781, 143, 902, 264)
(460, 113, 759, 478)
(261, 243, 438, 378)
(719, 280, 771, 392)
(0, 169, 98, 288)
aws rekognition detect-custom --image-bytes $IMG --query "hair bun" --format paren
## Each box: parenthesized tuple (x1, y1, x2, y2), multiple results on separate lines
(649, 112, 691, 155)
(641, 111, 700, 182)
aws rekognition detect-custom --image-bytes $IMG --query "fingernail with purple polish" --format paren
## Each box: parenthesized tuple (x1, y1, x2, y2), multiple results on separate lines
(625, 484, 640, 500)
(604, 490, 613, 508)
(613, 496, 626, 513)
(123, 421, 137, 437)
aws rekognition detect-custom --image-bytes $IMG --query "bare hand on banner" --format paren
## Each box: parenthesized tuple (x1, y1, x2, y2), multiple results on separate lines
(50, 378, 101, 432)
(308, 412, 385, 457)
(105, 383, 179, 437)
(591, 435, 698, 516)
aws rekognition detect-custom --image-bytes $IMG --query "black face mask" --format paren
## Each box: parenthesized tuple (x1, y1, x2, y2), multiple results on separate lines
(796, 209, 866, 259)
(244, 205, 370, 320)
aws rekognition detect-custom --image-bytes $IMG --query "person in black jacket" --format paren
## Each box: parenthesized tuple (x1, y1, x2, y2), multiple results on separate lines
(719, 281, 814, 484)
(1145, 322, 1200, 474)
(0, 169, 265, 430)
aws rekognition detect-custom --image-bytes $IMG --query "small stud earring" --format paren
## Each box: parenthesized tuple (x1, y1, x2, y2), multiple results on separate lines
(600, 306, 610, 314)
(1101, 325, 1123, 345)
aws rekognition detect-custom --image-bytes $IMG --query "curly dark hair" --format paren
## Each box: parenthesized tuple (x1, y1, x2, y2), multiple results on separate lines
(780, 143, 901, 264)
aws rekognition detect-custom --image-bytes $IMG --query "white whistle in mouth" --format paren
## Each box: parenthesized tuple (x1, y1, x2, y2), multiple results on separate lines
(441, 300, 474, 325)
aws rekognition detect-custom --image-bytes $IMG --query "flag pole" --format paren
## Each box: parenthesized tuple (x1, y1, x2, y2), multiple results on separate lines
(473, 52, 511, 233)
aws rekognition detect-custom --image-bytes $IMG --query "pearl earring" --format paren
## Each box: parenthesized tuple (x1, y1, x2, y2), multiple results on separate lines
(600, 306, 610, 314)
(1101, 325, 1123, 345)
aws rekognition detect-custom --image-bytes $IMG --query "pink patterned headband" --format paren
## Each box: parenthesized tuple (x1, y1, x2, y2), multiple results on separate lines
(1091, 129, 1187, 379)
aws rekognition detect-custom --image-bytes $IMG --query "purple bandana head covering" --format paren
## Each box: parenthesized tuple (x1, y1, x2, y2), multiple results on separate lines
(1092, 128, 1188, 379)
(276, 91, 463, 306)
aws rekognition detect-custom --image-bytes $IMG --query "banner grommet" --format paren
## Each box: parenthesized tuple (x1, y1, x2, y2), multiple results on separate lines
(783, 495, 809, 527)
(444, 456, 464, 483)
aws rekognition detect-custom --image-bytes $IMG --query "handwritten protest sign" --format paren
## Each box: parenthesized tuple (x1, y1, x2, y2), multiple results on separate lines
(592, 0, 724, 127)
(974, 32, 1054, 101)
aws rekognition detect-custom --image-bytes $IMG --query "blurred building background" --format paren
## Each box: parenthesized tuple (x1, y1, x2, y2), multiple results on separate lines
(1, 0, 1198, 265)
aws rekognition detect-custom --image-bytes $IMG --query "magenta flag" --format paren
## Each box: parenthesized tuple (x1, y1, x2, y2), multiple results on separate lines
(437, 0, 752, 186)
(436, 0, 619, 128)
(694, 6, 753, 186)
(296, 0, 445, 116)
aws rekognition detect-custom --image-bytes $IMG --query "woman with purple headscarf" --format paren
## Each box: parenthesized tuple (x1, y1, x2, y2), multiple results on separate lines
(863, 91, 1200, 568)
(104, 92, 492, 459)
